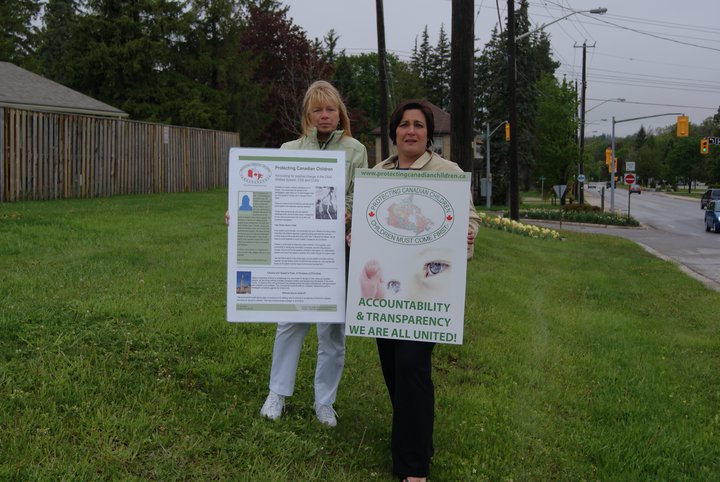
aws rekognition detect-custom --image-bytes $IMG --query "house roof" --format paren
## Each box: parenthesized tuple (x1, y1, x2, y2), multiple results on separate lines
(0, 62, 127, 118)
(371, 101, 451, 136)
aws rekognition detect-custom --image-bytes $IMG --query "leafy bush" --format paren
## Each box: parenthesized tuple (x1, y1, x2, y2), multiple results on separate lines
(516, 208, 640, 226)
(561, 204, 602, 213)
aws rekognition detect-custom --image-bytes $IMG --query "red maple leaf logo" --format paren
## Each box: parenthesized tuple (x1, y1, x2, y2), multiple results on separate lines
(446, 214, 453, 221)
(368, 211, 375, 217)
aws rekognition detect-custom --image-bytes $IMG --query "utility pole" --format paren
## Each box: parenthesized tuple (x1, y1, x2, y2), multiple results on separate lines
(575, 41, 595, 204)
(508, 6, 606, 218)
(375, 0, 389, 161)
(450, 0, 474, 173)
(506, 0, 519, 220)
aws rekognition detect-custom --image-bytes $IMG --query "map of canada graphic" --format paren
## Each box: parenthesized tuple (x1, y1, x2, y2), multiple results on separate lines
(386, 195, 434, 235)
(366, 187, 454, 245)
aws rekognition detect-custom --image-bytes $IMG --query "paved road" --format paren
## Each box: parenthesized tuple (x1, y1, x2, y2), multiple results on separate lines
(530, 185, 720, 291)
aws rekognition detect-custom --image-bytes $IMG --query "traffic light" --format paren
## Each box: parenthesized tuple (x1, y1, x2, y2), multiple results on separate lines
(701, 139, 709, 154)
(605, 147, 612, 165)
(677, 115, 689, 137)
(505, 122, 510, 141)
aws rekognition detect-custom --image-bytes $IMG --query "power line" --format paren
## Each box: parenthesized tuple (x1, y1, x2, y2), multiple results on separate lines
(575, 11, 720, 53)
(592, 12, 720, 36)
(589, 51, 720, 74)
(494, 0, 503, 34)
(528, 1, 720, 36)
(576, 17, 720, 46)
(560, 75, 720, 95)
(563, 66, 720, 89)
(557, 65, 720, 90)
(557, 72, 720, 95)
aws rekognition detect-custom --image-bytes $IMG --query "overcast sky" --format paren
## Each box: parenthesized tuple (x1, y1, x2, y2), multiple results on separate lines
(282, 0, 720, 137)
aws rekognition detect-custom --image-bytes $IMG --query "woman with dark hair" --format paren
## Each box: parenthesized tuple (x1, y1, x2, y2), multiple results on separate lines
(369, 99, 479, 482)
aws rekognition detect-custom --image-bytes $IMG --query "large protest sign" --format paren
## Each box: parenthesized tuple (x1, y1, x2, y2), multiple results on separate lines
(346, 169, 471, 345)
(226, 148, 346, 323)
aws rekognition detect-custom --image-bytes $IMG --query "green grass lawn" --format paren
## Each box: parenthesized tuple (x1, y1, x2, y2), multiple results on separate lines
(667, 189, 702, 200)
(1, 190, 719, 480)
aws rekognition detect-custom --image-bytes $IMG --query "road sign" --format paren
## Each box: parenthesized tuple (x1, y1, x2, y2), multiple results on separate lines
(626, 161, 635, 172)
(553, 184, 567, 199)
(624, 173, 636, 185)
(577, 174, 586, 183)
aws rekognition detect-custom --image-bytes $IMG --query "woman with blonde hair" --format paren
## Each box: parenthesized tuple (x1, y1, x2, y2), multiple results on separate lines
(258, 80, 367, 426)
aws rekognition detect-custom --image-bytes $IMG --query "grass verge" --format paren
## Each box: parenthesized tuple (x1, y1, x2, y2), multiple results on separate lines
(1, 190, 719, 480)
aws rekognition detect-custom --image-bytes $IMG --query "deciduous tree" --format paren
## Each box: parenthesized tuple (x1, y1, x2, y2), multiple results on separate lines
(533, 74, 578, 193)
(240, 3, 332, 146)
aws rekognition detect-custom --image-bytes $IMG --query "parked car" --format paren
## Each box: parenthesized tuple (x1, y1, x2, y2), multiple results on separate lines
(705, 201, 720, 232)
(629, 184, 641, 194)
(700, 188, 720, 209)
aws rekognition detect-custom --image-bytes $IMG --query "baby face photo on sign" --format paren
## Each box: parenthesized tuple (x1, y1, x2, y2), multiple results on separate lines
(358, 190, 456, 302)
(359, 246, 452, 302)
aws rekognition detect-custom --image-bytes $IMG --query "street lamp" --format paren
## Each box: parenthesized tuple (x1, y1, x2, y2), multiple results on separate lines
(586, 98, 625, 113)
(515, 7, 608, 42)
(507, 4, 607, 220)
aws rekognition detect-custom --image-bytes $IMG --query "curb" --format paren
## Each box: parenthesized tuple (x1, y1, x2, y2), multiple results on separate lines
(521, 218, 645, 230)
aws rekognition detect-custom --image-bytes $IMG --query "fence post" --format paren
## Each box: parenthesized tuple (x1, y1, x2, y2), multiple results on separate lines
(0, 107, 4, 203)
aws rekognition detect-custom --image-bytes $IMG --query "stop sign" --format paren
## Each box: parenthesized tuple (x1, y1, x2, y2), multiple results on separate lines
(624, 173, 636, 184)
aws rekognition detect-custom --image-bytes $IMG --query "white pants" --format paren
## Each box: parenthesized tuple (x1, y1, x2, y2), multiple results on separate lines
(268, 322, 345, 406)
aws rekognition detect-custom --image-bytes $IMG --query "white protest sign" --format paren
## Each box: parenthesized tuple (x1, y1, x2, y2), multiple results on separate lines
(346, 169, 471, 345)
(226, 147, 346, 323)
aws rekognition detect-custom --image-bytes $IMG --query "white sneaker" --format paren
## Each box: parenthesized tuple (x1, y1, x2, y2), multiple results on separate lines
(314, 403, 338, 427)
(260, 392, 285, 420)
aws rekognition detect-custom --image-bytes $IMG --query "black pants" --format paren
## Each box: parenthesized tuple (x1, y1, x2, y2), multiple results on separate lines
(376, 338, 435, 478)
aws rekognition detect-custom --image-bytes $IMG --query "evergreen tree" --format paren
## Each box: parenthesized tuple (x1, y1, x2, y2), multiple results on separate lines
(178, 0, 267, 137)
(427, 24, 450, 109)
(635, 125, 647, 149)
(474, 0, 563, 202)
(322, 29, 340, 65)
(37, 0, 79, 84)
(52, 0, 189, 122)
(0, 0, 41, 64)
(475, 26, 510, 202)
(411, 26, 433, 98)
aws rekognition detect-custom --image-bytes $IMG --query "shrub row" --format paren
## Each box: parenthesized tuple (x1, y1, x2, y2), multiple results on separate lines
(516, 207, 640, 226)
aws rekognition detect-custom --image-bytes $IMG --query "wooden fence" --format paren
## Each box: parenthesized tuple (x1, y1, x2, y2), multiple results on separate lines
(0, 107, 240, 202)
